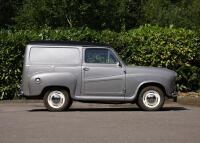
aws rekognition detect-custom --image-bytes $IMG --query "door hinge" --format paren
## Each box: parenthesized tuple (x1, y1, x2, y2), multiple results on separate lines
(123, 88, 126, 93)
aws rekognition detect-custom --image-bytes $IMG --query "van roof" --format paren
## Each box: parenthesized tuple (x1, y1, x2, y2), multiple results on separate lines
(28, 40, 109, 47)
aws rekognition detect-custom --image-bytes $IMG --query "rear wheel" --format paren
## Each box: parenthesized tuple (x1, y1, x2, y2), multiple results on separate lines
(43, 88, 72, 112)
(137, 86, 165, 111)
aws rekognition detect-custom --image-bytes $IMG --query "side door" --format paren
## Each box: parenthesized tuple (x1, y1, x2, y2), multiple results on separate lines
(81, 48, 125, 97)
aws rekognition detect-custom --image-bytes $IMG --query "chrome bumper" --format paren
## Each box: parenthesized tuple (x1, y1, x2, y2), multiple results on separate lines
(171, 91, 177, 102)
(18, 83, 24, 97)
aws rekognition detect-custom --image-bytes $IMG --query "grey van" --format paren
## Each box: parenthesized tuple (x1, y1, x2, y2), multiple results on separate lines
(21, 41, 177, 111)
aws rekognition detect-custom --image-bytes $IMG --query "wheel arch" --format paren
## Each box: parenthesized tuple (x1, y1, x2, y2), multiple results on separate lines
(41, 86, 71, 98)
(136, 82, 166, 99)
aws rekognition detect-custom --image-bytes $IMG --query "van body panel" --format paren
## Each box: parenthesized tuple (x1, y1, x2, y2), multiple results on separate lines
(21, 41, 177, 103)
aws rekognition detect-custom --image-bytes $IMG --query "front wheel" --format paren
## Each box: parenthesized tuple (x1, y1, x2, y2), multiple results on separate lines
(43, 88, 72, 112)
(137, 86, 165, 111)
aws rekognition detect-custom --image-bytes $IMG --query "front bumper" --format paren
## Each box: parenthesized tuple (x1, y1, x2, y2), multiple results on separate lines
(18, 86, 24, 98)
(170, 91, 177, 102)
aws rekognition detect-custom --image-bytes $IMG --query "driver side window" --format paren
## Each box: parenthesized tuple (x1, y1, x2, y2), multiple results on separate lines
(85, 48, 117, 64)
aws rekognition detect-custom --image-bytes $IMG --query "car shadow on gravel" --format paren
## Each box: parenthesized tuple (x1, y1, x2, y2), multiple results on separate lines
(29, 106, 188, 112)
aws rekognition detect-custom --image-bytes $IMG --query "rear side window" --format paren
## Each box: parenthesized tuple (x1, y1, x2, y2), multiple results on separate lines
(30, 47, 80, 65)
(85, 48, 117, 64)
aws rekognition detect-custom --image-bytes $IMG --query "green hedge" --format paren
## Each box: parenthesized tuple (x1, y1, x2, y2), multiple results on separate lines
(0, 25, 199, 99)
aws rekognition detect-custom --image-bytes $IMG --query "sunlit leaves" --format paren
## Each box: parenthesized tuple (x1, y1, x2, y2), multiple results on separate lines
(0, 25, 199, 99)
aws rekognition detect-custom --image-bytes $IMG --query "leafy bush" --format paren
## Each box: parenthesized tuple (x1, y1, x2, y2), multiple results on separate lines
(0, 25, 199, 99)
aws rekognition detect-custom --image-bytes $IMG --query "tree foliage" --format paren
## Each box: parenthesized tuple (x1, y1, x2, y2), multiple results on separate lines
(14, 0, 140, 31)
(0, 0, 22, 28)
(141, 0, 200, 29)
(0, 0, 200, 30)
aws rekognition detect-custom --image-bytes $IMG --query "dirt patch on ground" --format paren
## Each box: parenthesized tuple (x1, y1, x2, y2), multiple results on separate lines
(177, 92, 200, 107)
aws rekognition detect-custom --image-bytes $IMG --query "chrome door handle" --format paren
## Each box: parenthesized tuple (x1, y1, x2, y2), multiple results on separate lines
(83, 67, 89, 71)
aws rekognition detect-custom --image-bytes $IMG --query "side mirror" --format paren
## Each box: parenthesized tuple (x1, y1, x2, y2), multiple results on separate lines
(116, 62, 122, 67)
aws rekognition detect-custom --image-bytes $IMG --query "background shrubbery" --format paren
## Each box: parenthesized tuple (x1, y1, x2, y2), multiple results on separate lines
(0, 0, 200, 99)
(0, 25, 199, 99)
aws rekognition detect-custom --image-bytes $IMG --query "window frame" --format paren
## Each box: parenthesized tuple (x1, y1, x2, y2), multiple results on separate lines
(29, 46, 81, 65)
(84, 47, 119, 64)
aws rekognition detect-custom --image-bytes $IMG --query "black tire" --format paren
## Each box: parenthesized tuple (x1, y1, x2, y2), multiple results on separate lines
(68, 99, 73, 109)
(43, 88, 72, 112)
(135, 102, 141, 108)
(137, 86, 165, 111)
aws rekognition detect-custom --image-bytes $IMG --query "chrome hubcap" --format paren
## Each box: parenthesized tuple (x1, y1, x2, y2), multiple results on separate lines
(143, 90, 161, 108)
(48, 91, 65, 108)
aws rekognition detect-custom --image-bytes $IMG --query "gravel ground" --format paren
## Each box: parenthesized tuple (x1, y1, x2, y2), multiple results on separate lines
(177, 92, 200, 107)
(178, 96, 200, 106)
